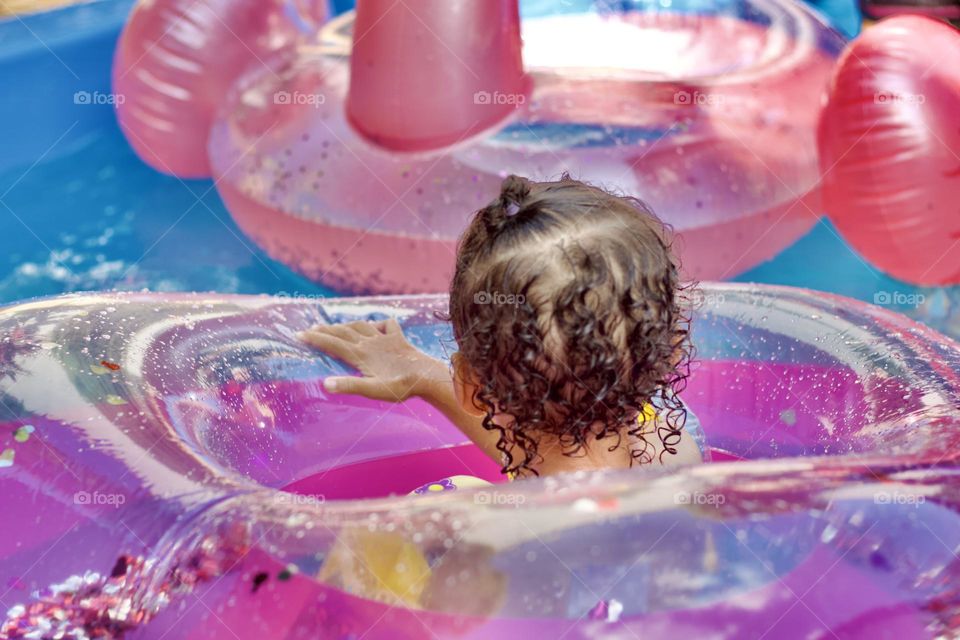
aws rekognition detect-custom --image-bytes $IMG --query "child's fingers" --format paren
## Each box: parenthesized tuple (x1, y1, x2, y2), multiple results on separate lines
(321, 324, 365, 342)
(302, 324, 343, 338)
(306, 321, 394, 340)
(382, 318, 403, 334)
(300, 331, 357, 361)
(324, 376, 390, 399)
(344, 321, 379, 337)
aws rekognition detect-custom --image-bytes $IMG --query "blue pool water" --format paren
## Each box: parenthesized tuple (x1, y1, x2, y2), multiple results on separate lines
(2, 0, 956, 338)
(0, 127, 333, 301)
(0, 0, 337, 302)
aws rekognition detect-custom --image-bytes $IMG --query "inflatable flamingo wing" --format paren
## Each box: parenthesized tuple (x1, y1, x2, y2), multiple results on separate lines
(819, 16, 960, 285)
(114, 0, 328, 178)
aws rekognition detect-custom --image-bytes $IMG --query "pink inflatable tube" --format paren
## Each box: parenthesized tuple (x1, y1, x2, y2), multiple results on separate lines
(208, 0, 846, 293)
(3, 283, 960, 638)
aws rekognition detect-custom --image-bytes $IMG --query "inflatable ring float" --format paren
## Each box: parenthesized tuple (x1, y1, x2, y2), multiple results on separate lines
(203, 0, 845, 293)
(2, 283, 960, 638)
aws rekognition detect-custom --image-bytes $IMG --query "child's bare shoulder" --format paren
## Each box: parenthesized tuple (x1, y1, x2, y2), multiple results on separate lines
(664, 433, 704, 466)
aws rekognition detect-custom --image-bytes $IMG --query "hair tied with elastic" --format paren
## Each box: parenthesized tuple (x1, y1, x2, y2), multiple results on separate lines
(499, 175, 531, 213)
(482, 175, 531, 235)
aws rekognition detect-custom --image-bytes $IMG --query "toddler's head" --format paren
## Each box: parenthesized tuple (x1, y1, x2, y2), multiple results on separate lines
(449, 175, 691, 476)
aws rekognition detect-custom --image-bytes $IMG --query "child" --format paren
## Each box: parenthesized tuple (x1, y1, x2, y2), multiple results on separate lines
(301, 174, 702, 479)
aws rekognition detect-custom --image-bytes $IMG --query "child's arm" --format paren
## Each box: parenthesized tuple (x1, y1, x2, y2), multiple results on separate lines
(300, 320, 504, 462)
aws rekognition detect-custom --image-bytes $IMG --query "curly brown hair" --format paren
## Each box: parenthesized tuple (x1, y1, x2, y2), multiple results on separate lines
(447, 174, 692, 477)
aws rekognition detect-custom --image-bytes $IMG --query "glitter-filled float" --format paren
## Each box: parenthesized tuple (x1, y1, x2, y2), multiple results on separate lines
(117, 0, 846, 293)
(207, 0, 844, 292)
(3, 283, 960, 638)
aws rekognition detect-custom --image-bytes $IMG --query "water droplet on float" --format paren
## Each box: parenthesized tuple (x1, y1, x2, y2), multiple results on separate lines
(573, 498, 598, 512)
(820, 524, 838, 543)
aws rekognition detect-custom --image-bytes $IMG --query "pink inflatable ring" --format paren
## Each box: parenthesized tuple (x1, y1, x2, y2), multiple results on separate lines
(2, 283, 960, 638)
(208, 0, 845, 293)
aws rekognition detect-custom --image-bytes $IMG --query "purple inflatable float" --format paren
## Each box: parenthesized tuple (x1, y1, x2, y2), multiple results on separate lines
(2, 283, 960, 638)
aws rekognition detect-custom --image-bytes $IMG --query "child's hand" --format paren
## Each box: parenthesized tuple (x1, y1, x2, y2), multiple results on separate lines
(300, 319, 444, 402)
